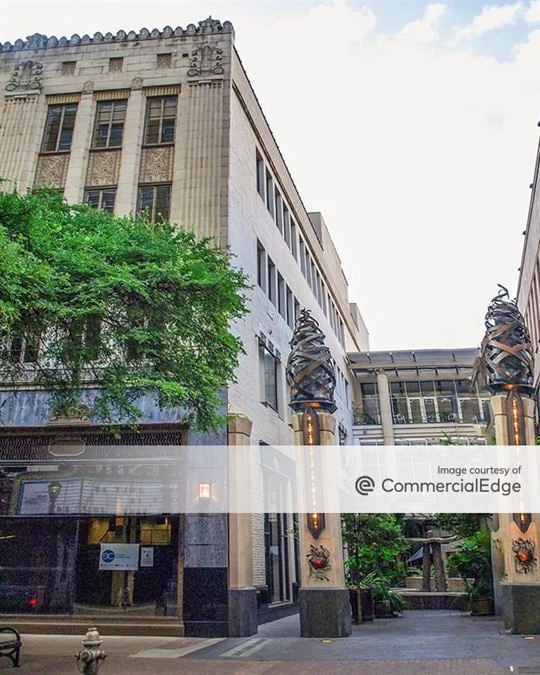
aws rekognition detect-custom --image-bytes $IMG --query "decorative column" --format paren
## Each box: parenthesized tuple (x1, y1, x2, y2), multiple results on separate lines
(480, 285, 540, 633)
(376, 369, 395, 445)
(115, 80, 145, 216)
(63, 85, 94, 205)
(227, 414, 258, 637)
(286, 309, 352, 638)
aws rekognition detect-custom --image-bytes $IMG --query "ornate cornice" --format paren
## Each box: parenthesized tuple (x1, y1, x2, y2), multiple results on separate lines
(0, 16, 233, 53)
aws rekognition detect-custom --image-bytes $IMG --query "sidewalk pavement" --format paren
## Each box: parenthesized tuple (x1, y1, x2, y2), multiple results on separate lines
(2, 611, 540, 674)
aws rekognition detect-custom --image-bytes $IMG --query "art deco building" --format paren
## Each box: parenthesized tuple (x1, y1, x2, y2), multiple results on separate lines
(0, 17, 368, 636)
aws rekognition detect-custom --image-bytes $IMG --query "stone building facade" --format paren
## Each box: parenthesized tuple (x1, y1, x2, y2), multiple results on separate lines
(0, 17, 368, 635)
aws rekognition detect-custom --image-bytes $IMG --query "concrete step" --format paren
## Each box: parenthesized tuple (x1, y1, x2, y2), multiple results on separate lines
(0, 615, 184, 636)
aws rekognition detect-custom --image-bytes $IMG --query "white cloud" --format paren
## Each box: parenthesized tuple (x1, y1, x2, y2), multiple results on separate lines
(525, 0, 540, 22)
(397, 3, 446, 44)
(455, 2, 522, 39)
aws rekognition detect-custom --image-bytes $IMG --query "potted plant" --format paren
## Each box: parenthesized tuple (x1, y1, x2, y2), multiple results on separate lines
(447, 531, 494, 616)
(362, 572, 406, 618)
(346, 556, 374, 622)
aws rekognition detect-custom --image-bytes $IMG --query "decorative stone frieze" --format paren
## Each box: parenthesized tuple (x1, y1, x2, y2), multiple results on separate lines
(187, 44, 224, 78)
(5, 60, 43, 92)
(34, 153, 69, 188)
(0, 17, 233, 52)
(139, 146, 174, 183)
(86, 150, 121, 187)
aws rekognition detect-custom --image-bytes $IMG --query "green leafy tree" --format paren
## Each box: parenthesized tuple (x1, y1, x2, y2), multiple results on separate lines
(434, 513, 489, 539)
(342, 513, 408, 586)
(0, 188, 249, 430)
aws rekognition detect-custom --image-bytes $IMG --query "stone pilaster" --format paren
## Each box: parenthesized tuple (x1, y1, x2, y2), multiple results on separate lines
(227, 414, 257, 637)
(63, 90, 94, 204)
(115, 86, 145, 216)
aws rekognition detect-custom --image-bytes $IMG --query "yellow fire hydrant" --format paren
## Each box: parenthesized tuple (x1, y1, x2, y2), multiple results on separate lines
(76, 627, 107, 674)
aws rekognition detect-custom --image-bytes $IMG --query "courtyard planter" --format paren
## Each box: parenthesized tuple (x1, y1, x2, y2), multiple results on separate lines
(470, 597, 494, 616)
(349, 588, 374, 623)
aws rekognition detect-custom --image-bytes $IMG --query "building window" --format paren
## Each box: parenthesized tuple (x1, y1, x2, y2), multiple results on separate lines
(294, 298, 300, 324)
(256, 150, 265, 200)
(92, 100, 127, 149)
(286, 287, 294, 329)
(41, 103, 78, 153)
(259, 339, 279, 412)
(290, 219, 297, 259)
(61, 61, 76, 75)
(144, 96, 178, 145)
(157, 53, 172, 68)
(109, 57, 124, 72)
(299, 238, 306, 276)
(9, 332, 41, 364)
(275, 191, 283, 233)
(267, 257, 276, 304)
(277, 273, 286, 318)
(137, 184, 171, 222)
(85, 188, 116, 213)
(257, 240, 266, 291)
(283, 207, 290, 247)
(266, 170, 274, 217)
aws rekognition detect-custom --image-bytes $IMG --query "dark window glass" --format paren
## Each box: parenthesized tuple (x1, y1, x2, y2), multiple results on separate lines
(42, 104, 78, 152)
(277, 273, 285, 318)
(259, 341, 279, 412)
(257, 241, 266, 290)
(92, 100, 127, 149)
(85, 189, 116, 213)
(267, 258, 276, 304)
(266, 171, 274, 216)
(256, 151, 265, 199)
(144, 96, 178, 145)
(137, 185, 171, 222)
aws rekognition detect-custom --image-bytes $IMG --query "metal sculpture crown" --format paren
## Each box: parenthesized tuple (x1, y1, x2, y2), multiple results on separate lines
(286, 309, 336, 412)
(480, 285, 534, 394)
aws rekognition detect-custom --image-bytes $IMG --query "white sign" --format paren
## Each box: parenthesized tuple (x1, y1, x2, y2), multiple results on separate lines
(141, 547, 154, 567)
(99, 543, 140, 571)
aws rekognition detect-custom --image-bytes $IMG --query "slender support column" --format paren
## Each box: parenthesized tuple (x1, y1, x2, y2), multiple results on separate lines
(376, 370, 395, 445)
(293, 411, 352, 638)
(227, 414, 257, 637)
(432, 542, 446, 592)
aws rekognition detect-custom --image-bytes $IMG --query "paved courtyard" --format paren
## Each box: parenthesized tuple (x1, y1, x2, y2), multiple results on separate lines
(3, 610, 540, 674)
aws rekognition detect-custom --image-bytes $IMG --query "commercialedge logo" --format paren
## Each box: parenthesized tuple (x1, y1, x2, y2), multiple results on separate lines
(381, 477, 521, 497)
(355, 475, 375, 496)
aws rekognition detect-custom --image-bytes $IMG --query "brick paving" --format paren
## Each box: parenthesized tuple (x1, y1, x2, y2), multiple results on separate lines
(3, 611, 540, 674)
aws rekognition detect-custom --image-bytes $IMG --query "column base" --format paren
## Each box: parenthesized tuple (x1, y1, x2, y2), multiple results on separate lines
(299, 588, 352, 637)
(228, 587, 258, 637)
(501, 582, 540, 633)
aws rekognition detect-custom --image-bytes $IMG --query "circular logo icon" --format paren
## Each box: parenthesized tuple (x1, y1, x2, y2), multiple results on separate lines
(355, 475, 375, 496)
(101, 549, 115, 563)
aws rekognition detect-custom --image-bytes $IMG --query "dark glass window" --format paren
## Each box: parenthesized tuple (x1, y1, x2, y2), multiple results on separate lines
(144, 96, 178, 145)
(85, 188, 116, 213)
(257, 241, 266, 291)
(259, 341, 279, 412)
(92, 100, 127, 149)
(41, 104, 78, 152)
(267, 258, 276, 304)
(137, 184, 171, 222)
(256, 151, 265, 199)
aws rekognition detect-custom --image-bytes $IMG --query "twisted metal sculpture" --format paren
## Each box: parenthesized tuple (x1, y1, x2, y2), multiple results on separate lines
(480, 285, 534, 394)
(286, 309, 336, 413)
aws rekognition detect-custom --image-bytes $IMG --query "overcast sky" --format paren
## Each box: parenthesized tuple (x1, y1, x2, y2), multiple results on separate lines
(2, 0, 540, 351)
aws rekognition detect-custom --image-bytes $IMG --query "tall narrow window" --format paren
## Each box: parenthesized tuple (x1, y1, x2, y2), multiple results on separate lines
(277, 273, 285, 318)
(144, 96, 178, 145)
(92, 100, 127, 148)
(257, 240, 266, 291)
(259, 340, 279, 412)
(294, 298, 301, 324)
(290, 219, 297, 259)
(286, 287, 294, 329)
(41, 104, 78, 152)
(137, 184, 171, 222)
(267, 257, 276, 304)
(85, 188, 116, 213)
(299, 239, 306, 276)
(283, 207, 291, 247)
(266, 170, 274, 217)
(256, 151, 265, 200)
(275, 192, 283, 233)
